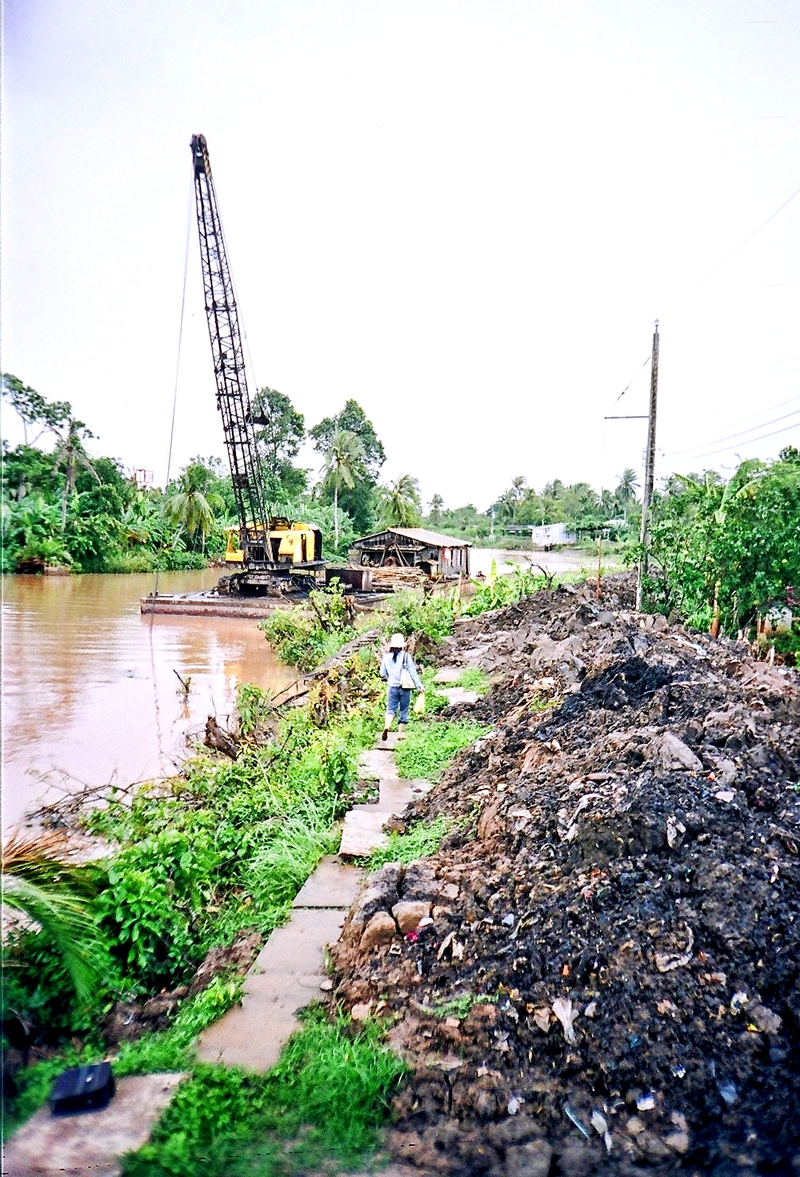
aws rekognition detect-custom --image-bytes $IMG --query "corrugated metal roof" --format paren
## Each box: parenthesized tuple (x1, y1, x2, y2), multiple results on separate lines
(353, 527, 471, 548)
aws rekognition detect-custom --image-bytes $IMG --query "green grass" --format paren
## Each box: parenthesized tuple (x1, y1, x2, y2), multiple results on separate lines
(368, 815, 452, 870)
(394, 719, 490, 782)
(430, 992, 497, 1019)
(121, 1007, 407, 1177)
(450, 666, 490, 694)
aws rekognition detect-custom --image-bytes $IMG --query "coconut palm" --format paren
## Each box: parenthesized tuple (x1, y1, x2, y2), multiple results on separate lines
(615, 467, 640, 521)
(496, 489, 517, 524)
(616, 468, 639, 502)
(321, 429, 365, 548)
(163, 463, 225, 552)
(509, 475, 527, 502)
(429, 494, 444, 524)
(378, 474, 422, 528)
(2, 829, 100, 1002)
(52, 418, 100, 530)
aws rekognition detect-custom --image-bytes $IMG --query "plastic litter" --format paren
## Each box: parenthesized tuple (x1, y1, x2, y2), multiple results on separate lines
(563, 1103, 591, 1139)
(718, 1081, 738, 1106)
(552, 996, 578, 1044)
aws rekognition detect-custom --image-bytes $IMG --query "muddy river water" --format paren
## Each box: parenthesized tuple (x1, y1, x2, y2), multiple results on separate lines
(2, 571, 299, 832)
(2, 551, 597, 833)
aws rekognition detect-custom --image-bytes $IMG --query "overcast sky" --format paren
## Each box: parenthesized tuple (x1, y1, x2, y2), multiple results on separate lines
(4, 0, 799, 511)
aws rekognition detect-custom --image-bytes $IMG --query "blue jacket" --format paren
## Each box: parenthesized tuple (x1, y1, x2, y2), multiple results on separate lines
(379, 649, 423, 690)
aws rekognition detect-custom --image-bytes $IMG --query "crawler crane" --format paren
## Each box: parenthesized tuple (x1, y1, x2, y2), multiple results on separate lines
(190, 133, 323, 594)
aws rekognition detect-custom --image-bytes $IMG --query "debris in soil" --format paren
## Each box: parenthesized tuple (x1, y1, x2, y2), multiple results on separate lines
(102, 929, 262, 1045)
(204, 714, 239, 759)
(332, 576, 800, 1175)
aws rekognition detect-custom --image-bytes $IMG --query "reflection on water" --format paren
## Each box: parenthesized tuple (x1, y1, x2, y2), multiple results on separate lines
(2, 571, 299, 831)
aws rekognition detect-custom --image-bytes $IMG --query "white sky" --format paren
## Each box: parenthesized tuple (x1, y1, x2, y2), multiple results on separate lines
(4, 0, 799, 511)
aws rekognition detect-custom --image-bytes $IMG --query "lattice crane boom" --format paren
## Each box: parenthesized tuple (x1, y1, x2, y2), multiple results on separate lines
(190, 133, 270, 563)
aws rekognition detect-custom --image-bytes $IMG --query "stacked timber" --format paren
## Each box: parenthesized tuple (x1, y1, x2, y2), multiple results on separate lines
(368, 566, 427, 590)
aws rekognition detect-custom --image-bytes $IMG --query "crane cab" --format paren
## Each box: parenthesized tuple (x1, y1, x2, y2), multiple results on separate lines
(224, 520, 323, 568)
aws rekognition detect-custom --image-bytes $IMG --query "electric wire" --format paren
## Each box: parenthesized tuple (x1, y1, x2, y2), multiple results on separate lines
(606, 183, 800, 414)
(670, 419, 800, 464)
(665, 405, 800, 458)
(675, 183, 800, 304)
(612, 353, 652, 404)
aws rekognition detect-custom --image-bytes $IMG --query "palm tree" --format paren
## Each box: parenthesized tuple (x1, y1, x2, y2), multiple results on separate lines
(378, 474, 422, 528)
(429, 494, 444, 525)
(52, 418, 100, 530)
(616, 468, 639, 501)
(496, 490, 517, 524)
(322, 429, 365, 548)
(509, 475, 527, 502)
(2, 830, 100, 1003)
(163, 463, 224, 552)
(615, 467, 640, 522)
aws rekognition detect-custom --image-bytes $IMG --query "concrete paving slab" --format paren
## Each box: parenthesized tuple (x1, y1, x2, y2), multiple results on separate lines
(374, 780, 421, 812)
(197, 908, 346, 1072)
(197, 986, 300, 1071)
(3, 1073, 185, 1177)
(339, 809, 389, 857)
(251, 908, 346, 975)
(440, 686, 480, 705)
(292, 856, 362, 908)
(433, 666, 463, 683)
(374, 732, 400, 750)
(358, 749, 399, 780)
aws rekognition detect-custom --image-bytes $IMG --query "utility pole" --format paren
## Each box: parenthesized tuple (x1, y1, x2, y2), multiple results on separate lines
(636, 320, 660, 611)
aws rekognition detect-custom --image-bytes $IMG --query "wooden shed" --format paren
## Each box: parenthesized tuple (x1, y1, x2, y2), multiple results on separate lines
(351, 527, 471, 578)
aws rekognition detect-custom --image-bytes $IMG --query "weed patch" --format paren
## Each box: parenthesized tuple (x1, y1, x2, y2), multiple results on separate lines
(368, 815, 452, 870)
(381, 591, 456, 645)
(121, 1008, 406, 1177)
(3, 696, 378, 1131)
(450, 666, 490, 694)
(394, 720, 489, 782)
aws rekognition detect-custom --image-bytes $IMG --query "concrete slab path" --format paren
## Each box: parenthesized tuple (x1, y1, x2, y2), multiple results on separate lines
(339, 745, 431, 858)
(3, 1073, 185, 1177)
(439, 685, 480, 706)
(197, 872, 362, 1072)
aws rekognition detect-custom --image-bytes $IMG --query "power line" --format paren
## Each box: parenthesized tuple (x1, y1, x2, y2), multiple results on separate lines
(607, 353, 654, 404)
(666, 404, 800, 458)
(670, 419, 800, 464)
(675, 183, 800, 304)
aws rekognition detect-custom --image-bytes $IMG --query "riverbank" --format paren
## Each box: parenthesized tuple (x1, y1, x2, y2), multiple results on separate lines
(1, 570, 299, 832)
(13, 565, 791, 1175)
(2, 570, 564, 1169)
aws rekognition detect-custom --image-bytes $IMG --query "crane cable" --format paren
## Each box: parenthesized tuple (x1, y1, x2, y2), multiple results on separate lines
(147, 163, 195, 772)
(151, 166, 195, 604)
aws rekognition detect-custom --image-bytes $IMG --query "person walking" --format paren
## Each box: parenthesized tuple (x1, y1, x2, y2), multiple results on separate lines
(379, 633, 423, 741)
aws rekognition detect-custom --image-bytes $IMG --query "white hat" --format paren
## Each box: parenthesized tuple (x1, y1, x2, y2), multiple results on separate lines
(389, 633, 406, 649)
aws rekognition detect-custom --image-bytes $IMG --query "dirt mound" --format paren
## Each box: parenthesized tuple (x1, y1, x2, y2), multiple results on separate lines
(332, 579, 800, 1175)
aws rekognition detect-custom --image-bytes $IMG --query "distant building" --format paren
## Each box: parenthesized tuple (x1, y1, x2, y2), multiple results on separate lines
(529, 522, 574, 549)
(351, 527, 471, 578)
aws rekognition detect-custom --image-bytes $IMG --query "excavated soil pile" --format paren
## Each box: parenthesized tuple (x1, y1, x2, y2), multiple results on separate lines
(333, 579, 800, 1176)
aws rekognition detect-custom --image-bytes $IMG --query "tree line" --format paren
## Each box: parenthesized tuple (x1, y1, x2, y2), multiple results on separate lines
(3, 371, 798, 646)
(0, 376, 427, 573)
